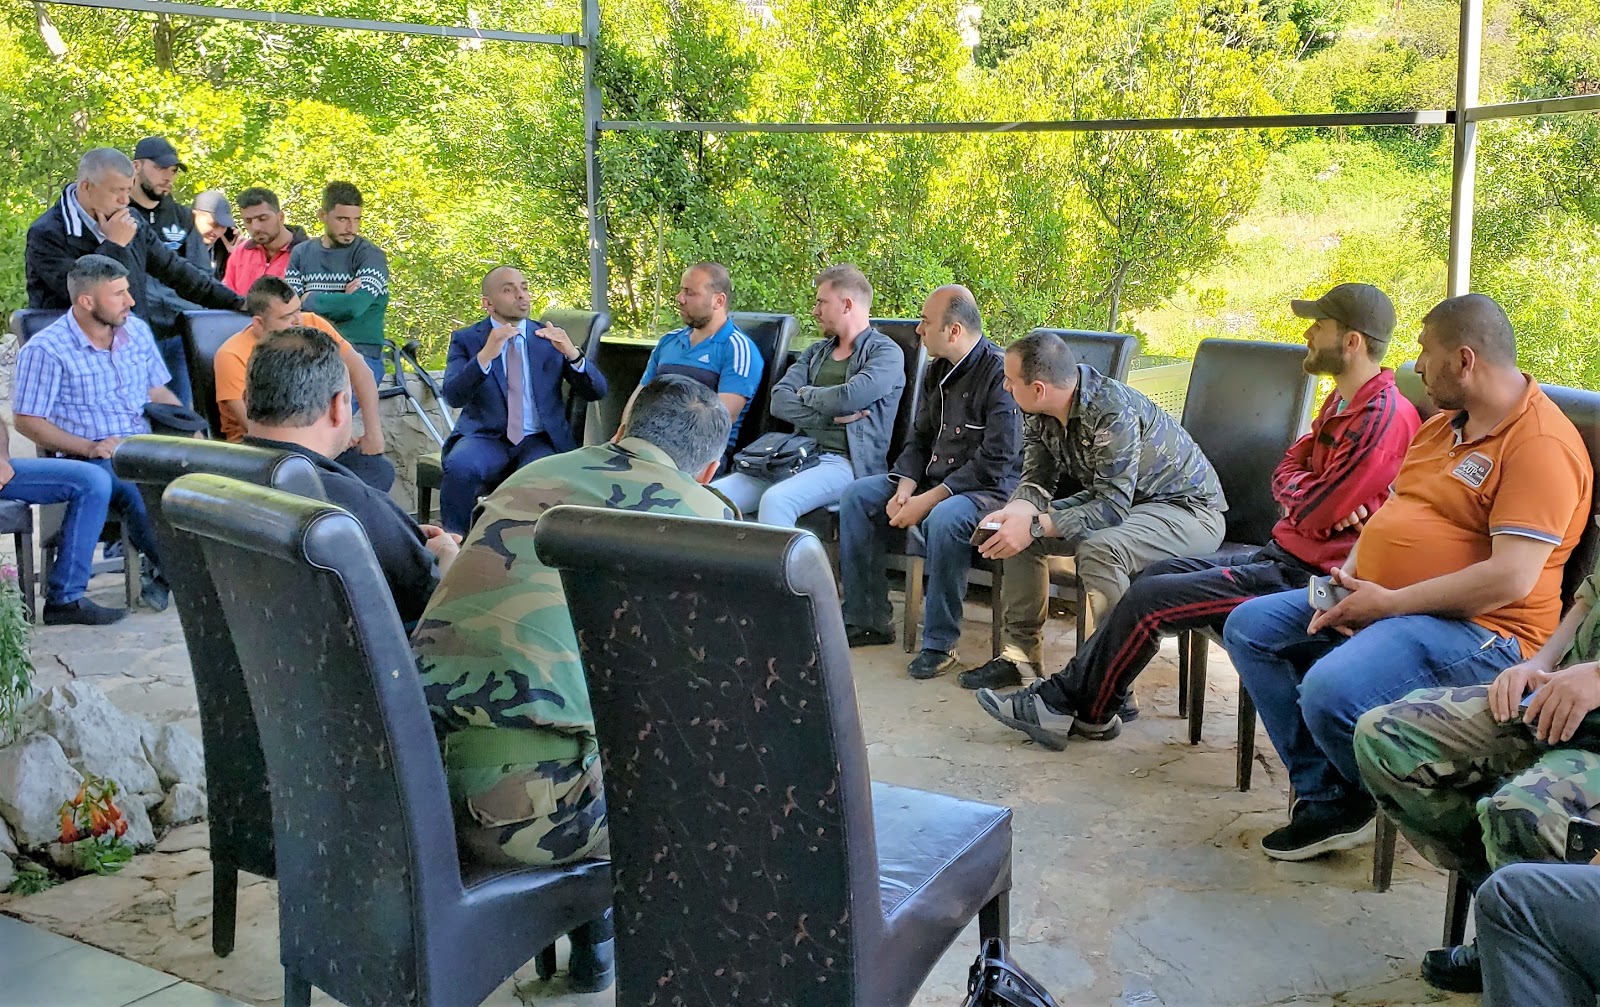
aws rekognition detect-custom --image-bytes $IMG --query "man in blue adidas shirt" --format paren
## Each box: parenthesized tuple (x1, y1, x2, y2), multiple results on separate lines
(640, 262, 762, 452)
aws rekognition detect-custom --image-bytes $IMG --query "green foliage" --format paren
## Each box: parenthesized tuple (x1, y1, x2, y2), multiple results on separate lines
(6, 863, 60, 896)
(0, 566, 33, 747)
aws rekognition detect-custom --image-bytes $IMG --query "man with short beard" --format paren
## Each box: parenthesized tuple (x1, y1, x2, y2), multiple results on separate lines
(223, 187, 309, 294)
(127, 136, 214, 406)
(286, 180, 390, 385)
(1223, 292, 1591, 864)
(974, 285, 1420, 748)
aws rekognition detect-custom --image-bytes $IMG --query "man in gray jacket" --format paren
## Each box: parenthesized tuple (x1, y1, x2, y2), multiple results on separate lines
(713, 264, 905, 526)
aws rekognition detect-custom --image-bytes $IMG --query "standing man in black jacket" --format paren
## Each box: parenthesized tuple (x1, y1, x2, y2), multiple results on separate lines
(24, 147, 243, 377)
(838, 284, 1022, 680)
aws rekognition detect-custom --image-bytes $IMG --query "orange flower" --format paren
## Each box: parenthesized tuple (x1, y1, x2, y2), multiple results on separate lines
(60, 808, 80, 843)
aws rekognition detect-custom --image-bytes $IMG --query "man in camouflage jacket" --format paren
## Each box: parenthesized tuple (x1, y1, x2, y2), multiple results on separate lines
(412, 375, 732, 870)
(1355, 542, 1600, 994)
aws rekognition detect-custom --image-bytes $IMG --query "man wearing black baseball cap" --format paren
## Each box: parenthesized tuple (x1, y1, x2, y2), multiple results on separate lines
(1290, 282, 1398, 357)
(126, 136, 225, 406)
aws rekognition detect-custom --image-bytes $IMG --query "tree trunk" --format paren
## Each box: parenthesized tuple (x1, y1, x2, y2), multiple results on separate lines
(153, 14, 175, 72)
(34, 3, 68, 58)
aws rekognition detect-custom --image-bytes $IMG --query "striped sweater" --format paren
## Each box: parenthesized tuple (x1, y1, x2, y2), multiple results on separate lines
(285, 235, 390, 350)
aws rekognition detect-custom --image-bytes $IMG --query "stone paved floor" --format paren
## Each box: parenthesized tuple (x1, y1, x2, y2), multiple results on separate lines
(0, 574, 1478, 1007)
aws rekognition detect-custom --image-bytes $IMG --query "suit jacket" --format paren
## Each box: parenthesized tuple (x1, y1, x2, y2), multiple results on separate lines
(440, 317, 607, 455)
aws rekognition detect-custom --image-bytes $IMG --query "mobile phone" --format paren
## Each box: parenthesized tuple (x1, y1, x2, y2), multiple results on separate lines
(970, 521, 1003, 547)
(1307, 575, 1352, 611)
(1565, 816, 1600, 864)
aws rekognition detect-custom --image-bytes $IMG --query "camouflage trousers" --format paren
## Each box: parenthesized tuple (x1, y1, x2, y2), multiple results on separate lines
(1353, 685, 1600, 885)
(446, 755, 610, 868)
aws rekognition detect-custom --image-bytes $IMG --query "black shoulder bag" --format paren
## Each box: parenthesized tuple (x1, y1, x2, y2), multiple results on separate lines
(961, 938, 1060, 1007)
(730, 431, 821, 482)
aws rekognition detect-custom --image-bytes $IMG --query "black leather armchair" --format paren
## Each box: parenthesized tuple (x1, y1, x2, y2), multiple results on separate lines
(727, 311, 798, 456)
(533, 507, 1012, 1006)
(416, 309, 610, 523)
(163, 475, 612, 1007)
(177, 309, 254, 438)
(115, 436, 326, 956)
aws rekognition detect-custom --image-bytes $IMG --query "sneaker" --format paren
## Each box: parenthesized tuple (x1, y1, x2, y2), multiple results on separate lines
(976, 684, 1122, 749)
(140, 569, 171, 612)
(1119, 695, 1140, 723)
(1421, 942, 1482, 993)
(908, 649, 959, 679)
(958, 656, 1026, 690)
(846, 625, 895, 648)
(41, 597, 128, 626)
(102, 540, 124, 561)
(1260, 796, 1376, 861)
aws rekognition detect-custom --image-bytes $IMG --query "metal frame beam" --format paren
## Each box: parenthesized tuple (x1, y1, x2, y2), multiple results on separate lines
(600, 110, 1454, 135)
(1464, 93, 1600, 122)
(1447, 0, 1484, 297)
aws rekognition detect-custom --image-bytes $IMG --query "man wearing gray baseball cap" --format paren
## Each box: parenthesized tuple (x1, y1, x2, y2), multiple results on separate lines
(1290, 282, 1399, 350)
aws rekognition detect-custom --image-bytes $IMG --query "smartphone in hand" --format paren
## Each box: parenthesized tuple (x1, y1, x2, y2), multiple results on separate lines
(1308, 574, 1352, 611)
(1565, 816, 1600, 864)
(970, 522, 1004, 547)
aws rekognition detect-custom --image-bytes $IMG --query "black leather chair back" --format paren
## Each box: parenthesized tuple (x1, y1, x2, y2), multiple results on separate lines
(163, 475, 473, 1006)
(544, 308, 611, 444)
(1541, 384, 1600, 607)
(1395, 360, 1441, 420)
(115, 436, 326, 884)
(870, 318, 930, 465)
(1032, 328, 1140, 381)
(729, 311, 799, 453)
(1180, 339, 1317, 546)
(9, 308, 65, 345)
(533, 508, 889, 1003)
(178, 310, 253, 438)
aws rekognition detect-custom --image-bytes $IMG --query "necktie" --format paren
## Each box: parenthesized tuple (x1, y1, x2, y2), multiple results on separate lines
(505, 336, 526, 446)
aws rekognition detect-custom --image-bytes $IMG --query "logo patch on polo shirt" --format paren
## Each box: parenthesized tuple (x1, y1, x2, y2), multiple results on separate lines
(698, 354, 711, 363)
(1451, 451, 1494, 488)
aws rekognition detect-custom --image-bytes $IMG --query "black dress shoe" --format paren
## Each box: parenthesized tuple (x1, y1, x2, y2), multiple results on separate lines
(42, 597, 128, 626)
(908, 649, 958, 679)
(958, 656, 1024, 690)
(846, 625, 895, 648)
(1422, 942, 1482, 993)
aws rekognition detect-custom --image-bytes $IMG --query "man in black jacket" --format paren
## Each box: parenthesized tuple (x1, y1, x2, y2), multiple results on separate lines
(25, 147, 243, 352)
(838, 284, 1022, 679)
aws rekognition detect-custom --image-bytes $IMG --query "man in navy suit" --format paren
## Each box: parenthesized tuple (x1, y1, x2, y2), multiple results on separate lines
(439, 266, 607, 533)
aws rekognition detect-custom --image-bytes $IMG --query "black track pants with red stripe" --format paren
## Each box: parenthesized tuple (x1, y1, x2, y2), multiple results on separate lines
(1037, 542, 1320, 724)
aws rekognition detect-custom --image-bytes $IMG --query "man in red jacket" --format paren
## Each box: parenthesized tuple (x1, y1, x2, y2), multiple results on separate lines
(975, 284, 1421, 747)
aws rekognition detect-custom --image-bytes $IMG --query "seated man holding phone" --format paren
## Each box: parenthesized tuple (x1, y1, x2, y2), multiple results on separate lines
(1354, 537, 1600, 995)
(1222, 293, 1592, 866)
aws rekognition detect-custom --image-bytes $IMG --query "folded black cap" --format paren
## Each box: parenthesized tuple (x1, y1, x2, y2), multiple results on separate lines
(144, 403, 209, 436)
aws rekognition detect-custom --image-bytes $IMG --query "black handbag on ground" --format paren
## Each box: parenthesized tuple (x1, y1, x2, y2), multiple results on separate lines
(730, 432, 821, 481)
(961, 938, 1060, 1007)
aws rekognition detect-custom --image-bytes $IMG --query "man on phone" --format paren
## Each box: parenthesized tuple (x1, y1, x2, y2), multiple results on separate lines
(1223, 293, 1591, 865)
(1354, 540, 1600, 993)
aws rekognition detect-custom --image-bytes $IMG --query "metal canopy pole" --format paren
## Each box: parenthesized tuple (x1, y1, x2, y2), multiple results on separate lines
(1447, 0, 1484, 297)
(582, 0, 609, 314)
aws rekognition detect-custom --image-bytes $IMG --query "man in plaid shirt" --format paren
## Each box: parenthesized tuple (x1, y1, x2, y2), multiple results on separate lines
(13, 254, 179, 610)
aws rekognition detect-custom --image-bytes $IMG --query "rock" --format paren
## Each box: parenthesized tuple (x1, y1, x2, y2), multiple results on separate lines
(154, 823, 209, 853)
(0, 733, 84, 848)
(0, 815, 16, 856)
(172, 870, 212, 930)
(0, 852, 13, 892)
(155, 784, 207, 827)
(38, 682, 161, 799)
(146, 723, 205, 791)
(119, 798, 156, 851)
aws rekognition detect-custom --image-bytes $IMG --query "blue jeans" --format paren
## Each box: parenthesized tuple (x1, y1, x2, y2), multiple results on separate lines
(1478, 864, 1600, 1007)
(713, 453, 856, 527)
(75, 458, 162, 571)
(1222, 589, 1522, 805)
(839, 475, 984, 654)
(156, 335, 193, 408)
(1, 458, 112, 604)
(439, 432, 556, 534)
(357, 348, 386, 389)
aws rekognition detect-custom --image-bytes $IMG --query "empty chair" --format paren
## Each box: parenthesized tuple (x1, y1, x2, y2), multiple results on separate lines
(8, 308, 65, 345)
(533, 506, 1011, 1006)
(115, 435, 327, 956)
(416, 309, 610, 523)
(163, 474, 611, 1007)
(1171, 339, 1317, 769)
(178, 309, 254, 438)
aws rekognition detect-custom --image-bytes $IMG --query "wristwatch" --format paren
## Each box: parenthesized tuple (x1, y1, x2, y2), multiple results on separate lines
(1030, 514, 1045, 539)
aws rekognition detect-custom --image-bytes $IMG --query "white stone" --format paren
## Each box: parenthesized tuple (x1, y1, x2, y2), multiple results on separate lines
(146, 722, 205, 791)
(0, 852, 13, 891)
(120, 797, 156, 850)
(155, 784, 207, 827)
(154, 823, 208, 853)
(0, 733, 84, 848)
(38, 682, 161, 798)
(0, 815, 16, 856)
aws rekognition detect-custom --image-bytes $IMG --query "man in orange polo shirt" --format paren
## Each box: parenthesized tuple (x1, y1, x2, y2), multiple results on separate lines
(216, 275, 392, 488)
(1221, 293, 1592, 862)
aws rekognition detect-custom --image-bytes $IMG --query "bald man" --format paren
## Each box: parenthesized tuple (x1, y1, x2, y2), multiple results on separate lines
(437, 265, 609, 534)
(838, 285, 1023, 680)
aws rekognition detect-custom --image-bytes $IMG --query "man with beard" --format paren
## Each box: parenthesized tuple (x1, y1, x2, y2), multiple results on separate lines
(638, 261, 763, 456)
(436, 265, 608, 534)
(973, 285, 1420, 747)
(286, 181, 390, 386)
(712, 263, 904, 526)
(13, 255, 183, 611)
(25, 147, 242, 404)
(223, 187, 309, 294)
(126, 137, 215, 406)
(1222, 292, 1591, 863)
